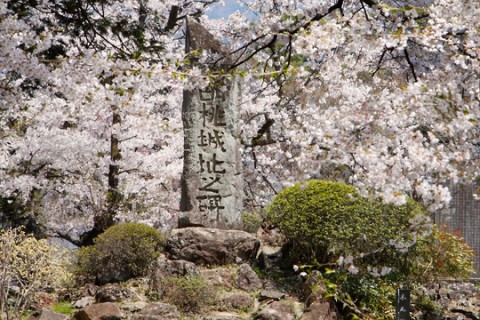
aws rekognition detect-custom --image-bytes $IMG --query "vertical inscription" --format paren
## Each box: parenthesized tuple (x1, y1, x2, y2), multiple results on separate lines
(196, 89, 227, 219)
(395, 289, 410, 320)
(180, 77, 243, 229)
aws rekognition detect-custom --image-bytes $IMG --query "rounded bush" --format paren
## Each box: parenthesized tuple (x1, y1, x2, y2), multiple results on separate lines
(76, 222, 165, 284)
(266, 180, 425, 264)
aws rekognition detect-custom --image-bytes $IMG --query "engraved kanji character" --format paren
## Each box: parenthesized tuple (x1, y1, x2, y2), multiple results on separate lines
(199, 176, 220, 193)
(199, 153, 226, 174)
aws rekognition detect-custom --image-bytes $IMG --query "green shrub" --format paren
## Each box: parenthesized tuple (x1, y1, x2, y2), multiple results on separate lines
(159, 275, 216, 313)
(76, 222, 165, 284)
(269, 180, 476, 319)
(242, 210, 264, 233)
(266, 180, 424, 264)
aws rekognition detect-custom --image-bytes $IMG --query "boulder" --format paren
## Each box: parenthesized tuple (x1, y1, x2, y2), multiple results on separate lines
(130, 302, 180, 320)
(256, 225, 285, 247)
(74, 302, 123, 320)
(259, 290, 286, 301)
(257, 245, 284, 271)
(235, 263, 262, 291)
(95, 283, 132, 303)
(255, 301, 295, 320)
(198, 312, 244, 320)
(219, 292, 255, 311)
(167, 227, 259, 265)
(74, 296, 95, 309)
(120, 301, 149, 312)
(152, 254, 199, 287)
(29, 308, 69, 320)
(200, 267, 236, 289)
(302, 301, 339, 320)
(256, 225, 287, 270)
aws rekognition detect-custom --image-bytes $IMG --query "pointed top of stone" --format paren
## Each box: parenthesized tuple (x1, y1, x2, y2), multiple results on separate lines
(185, 19, 225, 54)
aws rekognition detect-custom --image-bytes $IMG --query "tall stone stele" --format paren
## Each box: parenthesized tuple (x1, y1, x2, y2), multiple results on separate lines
(179, 20, 243, 229)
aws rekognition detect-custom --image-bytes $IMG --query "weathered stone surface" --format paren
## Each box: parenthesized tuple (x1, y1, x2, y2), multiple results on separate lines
(95, 283, 132, 302)
(179, 69, 243, 229)
(151, 254, 201, 291)
(198, 312, 244, 320)
(36, 308, 69, 320)
(256, 225, 287, 270)
(255, 301, 295, 320)
(416, 281, 480, 320)
(167, 227, 259, 265)
(47, 237, 79, 250)
(120, 301, 149, 312)
(259, 290, 286, 301)
(257, 245, 284, 271)
(235, 263, 262, 291)
(219, 292, 255, 311)
(130, 302, 180, 320)
(74, 302, 123, 320)
(256, 225, 285, 247)
(185, 19, 225, 55)
(74, 296, 95, 309)
(200, 267, 236, 289)
(154, 254, 199, 278)
(301, 301, 339, 320)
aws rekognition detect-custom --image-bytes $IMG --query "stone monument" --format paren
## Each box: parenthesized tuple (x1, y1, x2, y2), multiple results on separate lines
(179, 20, 243, 229)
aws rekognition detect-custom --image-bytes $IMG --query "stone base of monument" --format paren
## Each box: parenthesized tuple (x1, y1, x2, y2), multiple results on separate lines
(177, 212, 243, 230)
(166, 227, 259, 265)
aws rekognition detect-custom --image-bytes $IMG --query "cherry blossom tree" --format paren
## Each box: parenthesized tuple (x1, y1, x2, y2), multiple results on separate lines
(212, 0, 480, 213)
(0, 0, 479, 242)
(0, 0, 212, 241)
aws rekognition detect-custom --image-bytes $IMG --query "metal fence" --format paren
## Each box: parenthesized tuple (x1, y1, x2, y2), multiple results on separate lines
(434, 183, 480, 276)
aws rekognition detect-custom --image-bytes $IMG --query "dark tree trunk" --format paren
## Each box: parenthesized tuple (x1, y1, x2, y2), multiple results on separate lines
(82, 107, 122, 245)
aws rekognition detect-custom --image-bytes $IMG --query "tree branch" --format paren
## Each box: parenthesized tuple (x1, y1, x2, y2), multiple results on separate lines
(403, 48, 418, 82)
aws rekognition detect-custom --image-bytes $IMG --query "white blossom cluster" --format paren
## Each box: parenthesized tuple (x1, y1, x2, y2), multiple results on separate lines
(0, 0, 479, 242)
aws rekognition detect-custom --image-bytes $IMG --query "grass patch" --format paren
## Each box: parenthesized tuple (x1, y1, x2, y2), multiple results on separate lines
(52, 302, 74, 314)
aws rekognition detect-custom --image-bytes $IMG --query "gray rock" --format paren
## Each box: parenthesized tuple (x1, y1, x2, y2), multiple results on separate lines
(255, 301, 295, 320)
(37, 308, 70, 320)
(74, 302, 123, 320)
(302, 301, 339, 320)
(155, 254, 199, 278)
(130, 302, 180, 320)
(259, 290, 286, 301)
(220, 292, 255, 311)
(256, 226, 285, 247)
(439, 285, 449, 299)
(236, 263, 262, 291)
(167, 227, 260, 265)
(257, 246, 284, 271)
(74, 296, 95, 309)
(95, 283, 132, 302)
(198, 312, 244, 320)
(256, 225, 287, 270)
(185, 19, 226, 55)
(120, 301, 149, 312)
(200, 267, 236, 289)
(47, 237, 79, 250)
(151, 254, 201, 293)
